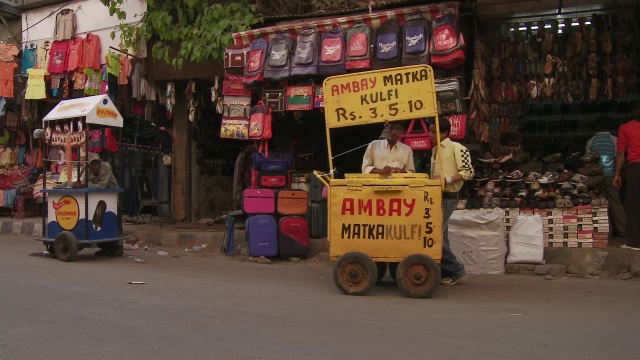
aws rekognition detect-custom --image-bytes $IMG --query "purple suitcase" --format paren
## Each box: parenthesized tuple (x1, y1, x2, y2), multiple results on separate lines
(242, 189, 275, 214)
(246, 215, 278, 257)
(278, 216, 310, 259)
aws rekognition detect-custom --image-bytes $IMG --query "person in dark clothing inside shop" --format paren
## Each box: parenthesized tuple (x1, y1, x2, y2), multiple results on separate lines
(72, 152, 119, 189)
(614, 103, 640, 250)
(233, 144, 257, 210)
(429, 118, 474, 286)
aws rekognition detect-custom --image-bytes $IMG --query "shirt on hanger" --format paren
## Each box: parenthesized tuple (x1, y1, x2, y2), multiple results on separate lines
(35, 42, 51, 71)
(83, 33, 101, 70)
(54, 9, 76, 41)
(131, 61, 143, 99)
(0, 62, 17, 98)
(67, 36, 83, 71)
(72, 71, 86, 89)
(106, 52, 120, 76)
(21, 46, 37, 74)
(25, 68, 47, 99)
(118, 55, 131, 85)
(0, 43, 19, 62)
(48, 40, 70, 74)
(84, 68, 101, 95)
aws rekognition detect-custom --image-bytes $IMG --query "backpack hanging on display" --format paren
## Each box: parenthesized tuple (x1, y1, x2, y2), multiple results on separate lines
(243, 37, 269, 84)
(446, 114, 467, 140)
(430, 14, 466, 69)
(263, 33, 294, 81)
(314, 85, 324, 108)
(291, 28, 319, 76)
(286, 85, 313, 111)
(253, 151, 292, 172)
(257, 171, 290, 189)
(220, 118, 250, 140)
(345, 22, 372, 71)
(224, 44, 250, 69)
(222, 73, 251, 96)
(318, 26, 346, 75)
(222, 96, 251, 118)
(372, 18, 402, 69)
(248, 101, 272, 140)
(402, 13, 430, 66)
(435, 77, 462, 114)
(400, 119, 431, 150)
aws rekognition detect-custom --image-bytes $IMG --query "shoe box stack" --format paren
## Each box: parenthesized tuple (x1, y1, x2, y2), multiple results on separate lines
(503, 204, 610, 248)
(242, 188, 311, 259)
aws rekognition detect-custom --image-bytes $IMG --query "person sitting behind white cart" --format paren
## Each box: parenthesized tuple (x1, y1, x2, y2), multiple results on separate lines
(362, 121, 415, 174)
(72, 152, 119, 189)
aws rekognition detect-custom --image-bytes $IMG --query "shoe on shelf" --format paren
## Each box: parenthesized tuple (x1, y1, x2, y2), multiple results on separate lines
(486, 180, 496, 191)
(530, 180, 541, 191)
(534, 189, 548, 200)
(490, 170, 506, 181)
(600, 197, 609, 207)
(556, 170, 572, 184)
(560, 182, 574, 195)
(517, 188, 528, 198)
(578, 164, 603, 176)
(478, 152, 496, 163)
(539, 171, 559, 184)
(569, 173, 589, 184)
(563, 196, 572, 208)
(456, 199, 467, 210)
(542, 153, 562, 163)
(505, 170, 524, 182)
(580, 152, 599, 163)
(555, 196, 565, 208)
(524, 172, 541, 183)
(590, 198, 601, 208)
(497, 153, 514, 163)
(575, 182, 588, 194)
(566, 152, 582, 162)
(547, 188, 557, 200)
(475, 169, 492, 182)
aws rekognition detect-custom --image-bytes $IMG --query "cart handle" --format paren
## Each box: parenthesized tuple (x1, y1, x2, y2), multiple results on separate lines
(312, 170, 331, 188)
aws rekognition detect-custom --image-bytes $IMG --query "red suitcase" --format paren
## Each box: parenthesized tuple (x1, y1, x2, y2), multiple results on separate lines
(276, 190, 309, 216)
(278, 216, 310, 259)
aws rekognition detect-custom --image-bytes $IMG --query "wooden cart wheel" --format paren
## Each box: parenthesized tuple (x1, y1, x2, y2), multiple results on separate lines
(396, 254, 440, 299)
(54, 232, 78, 262)
(375, 262, 388, 283)
(333, 252, 378, 296)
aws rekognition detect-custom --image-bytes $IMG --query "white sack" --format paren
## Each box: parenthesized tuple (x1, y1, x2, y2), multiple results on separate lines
(507, 214, 545, 264)
(449, 209, 508, 275)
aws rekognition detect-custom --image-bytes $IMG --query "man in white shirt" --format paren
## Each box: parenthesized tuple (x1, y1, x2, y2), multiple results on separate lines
(362, 122, 415, 174)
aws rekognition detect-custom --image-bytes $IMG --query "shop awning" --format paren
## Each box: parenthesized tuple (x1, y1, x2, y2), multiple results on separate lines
(232, 2, 459, 45)
(43, 95, 124, 128)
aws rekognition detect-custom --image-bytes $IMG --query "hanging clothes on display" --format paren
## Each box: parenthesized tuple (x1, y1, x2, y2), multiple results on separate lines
(53, 8, 76, 41)
(84, 68, 101, 95)
(82, 33, 101, 70)
(67, 36, 83, 71)
(0, 43, 19, 62)
(0, 61, 17, 98)
(24, 69, 47, 100)
(35, 41, 51, 70)
(21, 44, 37, 74)
(48, 40, 70, 74)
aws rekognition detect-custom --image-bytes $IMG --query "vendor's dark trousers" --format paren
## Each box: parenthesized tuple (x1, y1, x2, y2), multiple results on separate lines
(625, 163, 640, 247)
(584, 175, 626, 237)
(441, 198, 465, 279)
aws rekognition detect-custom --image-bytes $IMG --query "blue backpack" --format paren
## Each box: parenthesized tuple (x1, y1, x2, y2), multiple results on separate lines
(372, 18, 401, 69)
(243, 37, 269, 84)
(402, 13, 430, 66)
(291, 28, 319, 76)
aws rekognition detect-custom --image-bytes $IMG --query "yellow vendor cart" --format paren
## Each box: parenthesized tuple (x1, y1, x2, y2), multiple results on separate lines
(315, 65, 446, 298)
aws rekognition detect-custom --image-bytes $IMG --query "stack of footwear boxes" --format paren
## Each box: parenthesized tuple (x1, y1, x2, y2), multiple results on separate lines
(503, 205, 609, 248)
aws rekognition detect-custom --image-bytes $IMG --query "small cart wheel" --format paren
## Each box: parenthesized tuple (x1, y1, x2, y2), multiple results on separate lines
(54, 232, 78, 262)
(396, 254, 440, 299)
(389, 262, 398, 281)
(333, 252, 378, 296)
(375, 262, 388, 283)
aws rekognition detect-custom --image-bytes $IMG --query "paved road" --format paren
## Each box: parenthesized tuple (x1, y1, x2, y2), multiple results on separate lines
(1, 235, 638, 360)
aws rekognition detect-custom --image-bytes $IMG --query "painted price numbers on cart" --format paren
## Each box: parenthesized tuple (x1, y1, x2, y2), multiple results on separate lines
(323, 65, 438, 128)
(423, 190, 435, 248)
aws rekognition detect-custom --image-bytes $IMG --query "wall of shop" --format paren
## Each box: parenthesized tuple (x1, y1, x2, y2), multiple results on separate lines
(0, 19, 21, 45)
(21, 0, 147, 58)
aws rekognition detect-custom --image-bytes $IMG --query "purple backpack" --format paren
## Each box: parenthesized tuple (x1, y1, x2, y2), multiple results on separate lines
(402, 13, 430, 66)
(372, 18, 402, 70)
(291, 28, 319, 76)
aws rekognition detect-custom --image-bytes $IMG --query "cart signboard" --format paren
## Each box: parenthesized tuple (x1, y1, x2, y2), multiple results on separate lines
(328, 174, 442, 263)
(43, 94, 123, 128)
(323, 65, 438, 128)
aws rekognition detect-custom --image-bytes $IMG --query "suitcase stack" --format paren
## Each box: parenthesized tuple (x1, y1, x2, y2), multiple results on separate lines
(276, 190, 310, 259)
(251, 151, 292, 190)
(307, 175, 328, 238)
(242, 188, 310, 259)
(243, 189, 278, 257)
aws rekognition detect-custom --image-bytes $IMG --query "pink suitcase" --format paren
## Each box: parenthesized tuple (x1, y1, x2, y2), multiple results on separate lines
(242, 189, 275, 214)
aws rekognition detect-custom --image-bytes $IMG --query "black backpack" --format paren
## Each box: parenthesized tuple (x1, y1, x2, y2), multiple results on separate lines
(402, 13, 430, 66)
(263, 33, 294, 81)
(372, 18, 402, 70)
(291, 28, 319, 76)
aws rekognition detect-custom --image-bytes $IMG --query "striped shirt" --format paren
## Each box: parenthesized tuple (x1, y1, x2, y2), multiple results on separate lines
(586, 132, 617, 176)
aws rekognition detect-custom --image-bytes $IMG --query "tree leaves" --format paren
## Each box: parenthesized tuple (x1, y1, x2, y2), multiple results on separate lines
(100, 0, 262, 68)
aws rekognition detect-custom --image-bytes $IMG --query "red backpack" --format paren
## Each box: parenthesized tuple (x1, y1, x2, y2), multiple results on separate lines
(429, 14, 466, 69)
(249, 101, 272, 140)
